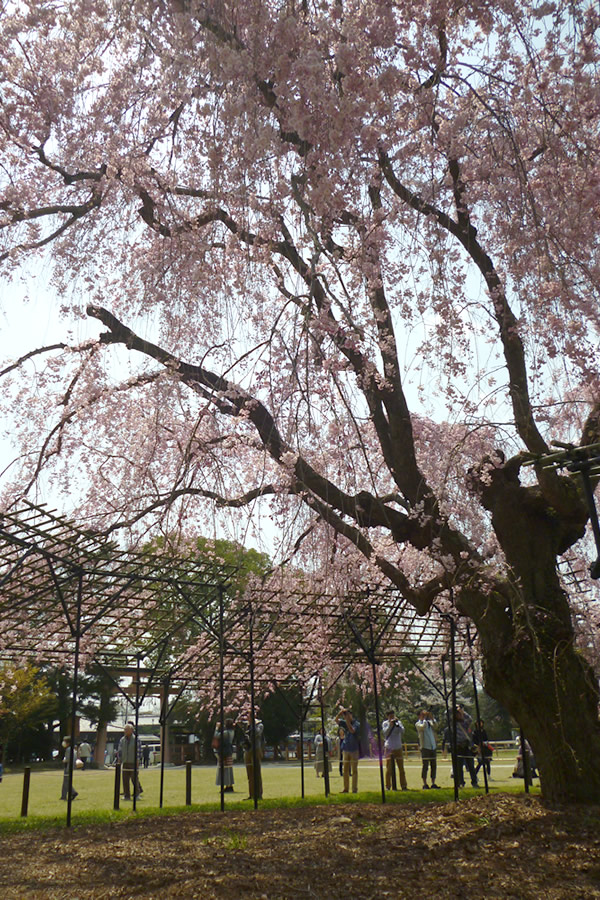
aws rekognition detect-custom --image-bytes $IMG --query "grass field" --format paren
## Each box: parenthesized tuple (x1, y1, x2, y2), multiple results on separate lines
(0, 750, 539, 827)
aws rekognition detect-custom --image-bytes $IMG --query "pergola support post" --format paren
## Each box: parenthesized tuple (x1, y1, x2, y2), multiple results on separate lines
(299, 679, 305, 799)
(368, 615, 386, 805)
(318, 677, 330, 797)
(219, 586, 225, 813)
(450, 616, 460, 802)
(248, 603, 259, 811)
(132, 654, 142, 811)
(66, 569, 83, 827)
(159, 676, 170, 809)
(20, 767, 31, 817)
(467, 625, 489, 794)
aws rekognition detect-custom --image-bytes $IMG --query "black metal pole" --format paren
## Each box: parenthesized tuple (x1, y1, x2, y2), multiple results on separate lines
(248, 605, 259, 810)
(186, 759, 192, 805)
(219, 586, 225, 812)
(21, 767, 30, 817)
(132, 655, 141, 812)
(368, 615, 386, 805)
(520, 728, 530, 794)
(441, 654, 453, 792)
(450, 616, 459, 802)
(318, 678, 330, 797)
(299, 680, 305, 799)
(159, 677, 169, 809)
(113, 763, 121, 810)
(67, 570, 83, 827)
(467, 625, 488, 794)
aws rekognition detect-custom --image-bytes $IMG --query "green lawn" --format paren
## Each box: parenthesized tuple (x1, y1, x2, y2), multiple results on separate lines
(0, 751, 539, 828)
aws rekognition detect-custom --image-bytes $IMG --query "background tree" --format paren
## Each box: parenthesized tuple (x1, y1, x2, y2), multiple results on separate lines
(168, 695, 216, 762)
(0, 665, 57, 764)
(260, 685, 302, 758)
(474, 692, 513, 743)
(41, 664, 119, 762)
(78, 666, 121, 767)
(153, 536, 273, 759)
(0, 1, 599, 803)
(41, 667, 72, 748)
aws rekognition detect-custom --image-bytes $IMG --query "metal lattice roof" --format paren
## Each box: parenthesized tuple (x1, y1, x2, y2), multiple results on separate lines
(0, 501, 237, 670)
(0, 503, 476, 698)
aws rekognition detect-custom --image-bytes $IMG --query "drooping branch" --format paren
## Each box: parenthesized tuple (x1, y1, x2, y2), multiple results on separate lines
(299, 486, 441, 615)
(0, 343, 69, 377)
(0, 142, 105, 261)
(0, 200, 102, 263)
(192, 7, 313, 156)
(100, 484, 284, 536)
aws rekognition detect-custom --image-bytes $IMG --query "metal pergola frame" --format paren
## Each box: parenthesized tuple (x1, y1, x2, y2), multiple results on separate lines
(0, 503, 506, 825)
(0, 501, 236, 823)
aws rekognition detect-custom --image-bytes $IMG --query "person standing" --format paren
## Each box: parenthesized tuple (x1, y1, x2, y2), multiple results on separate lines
(338, 726, 345, 776)
(213, 717, 236, 792)
(472, 719, 493, 780)
(338, 709, 360, 794)
(142, 743, 151, 768)
(314, 729, 331, 777)
(118, 723, 143, 800)
(382, 710, 408, 791)
(243, 719, 264, 800)
(78, 739, 91, 770)
(447, 708, 478, 788)
(60, 737, 78, 801)
(415, 710, 440, 789)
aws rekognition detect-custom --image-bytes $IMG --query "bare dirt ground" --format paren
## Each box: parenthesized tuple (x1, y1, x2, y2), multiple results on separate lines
(1, 793, 599, 899)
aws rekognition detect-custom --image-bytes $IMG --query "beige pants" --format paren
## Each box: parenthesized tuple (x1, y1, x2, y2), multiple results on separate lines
(385, 748, 407, 789)
(122, 764, 142, 798)
(343, 750, 359, 792)
(244, 749, 263, 799)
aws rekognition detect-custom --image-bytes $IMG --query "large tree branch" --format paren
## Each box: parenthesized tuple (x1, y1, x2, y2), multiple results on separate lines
(378, 148, 548, 456)
(300, 488, 444, 614)
(134, 191, 428, 512)
(365, 183, 435, 508)
(0, 200, 100, 228)
(34, 144, 106, 186)
(86, 304, 477, 564)
(0, 201, 102, 263)
(100, 485, 283, 536)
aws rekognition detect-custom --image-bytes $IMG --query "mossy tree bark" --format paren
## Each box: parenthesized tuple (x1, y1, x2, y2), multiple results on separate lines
(462, 459, 600, 805)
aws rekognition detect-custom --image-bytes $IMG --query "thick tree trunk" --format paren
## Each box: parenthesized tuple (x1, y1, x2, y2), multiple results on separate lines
(465, 462, 600, 804)
(479, 616, 600, 804)
(94, 723, 108, 767)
